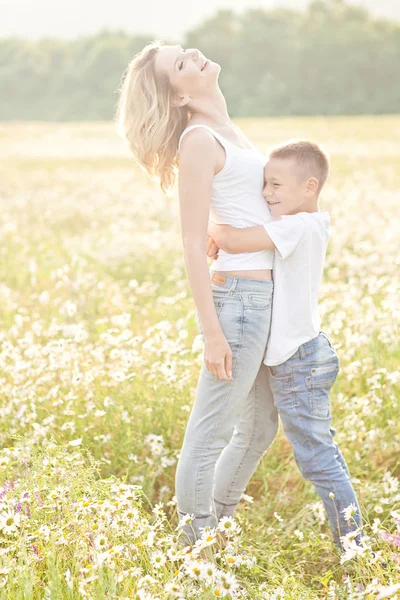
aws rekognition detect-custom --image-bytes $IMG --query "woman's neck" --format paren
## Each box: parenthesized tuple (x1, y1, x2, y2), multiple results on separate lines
(189, 88, 233, 129)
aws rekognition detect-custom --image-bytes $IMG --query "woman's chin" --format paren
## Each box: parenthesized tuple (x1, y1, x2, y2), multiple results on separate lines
(209, 61, 221, 76)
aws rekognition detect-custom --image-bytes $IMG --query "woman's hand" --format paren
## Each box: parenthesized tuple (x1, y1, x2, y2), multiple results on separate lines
(204, 332, 232, 380)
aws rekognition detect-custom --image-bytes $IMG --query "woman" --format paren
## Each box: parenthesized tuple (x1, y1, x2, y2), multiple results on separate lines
(115, 41, 279, 545)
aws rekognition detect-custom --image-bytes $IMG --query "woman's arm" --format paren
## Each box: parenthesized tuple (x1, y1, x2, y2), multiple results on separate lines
(179, 128, 232, 380)
(207, 222, 276, 254)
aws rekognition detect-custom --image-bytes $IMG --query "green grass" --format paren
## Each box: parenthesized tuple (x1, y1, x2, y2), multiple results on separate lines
(0, 117, 399, 599)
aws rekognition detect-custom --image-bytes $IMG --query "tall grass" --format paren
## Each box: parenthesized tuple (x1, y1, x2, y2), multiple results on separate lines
(0, 117, 398, 598)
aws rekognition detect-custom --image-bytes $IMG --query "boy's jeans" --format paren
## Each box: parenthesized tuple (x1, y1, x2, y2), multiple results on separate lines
(269, 332, 363, 547)
(175, 272, 278, 544)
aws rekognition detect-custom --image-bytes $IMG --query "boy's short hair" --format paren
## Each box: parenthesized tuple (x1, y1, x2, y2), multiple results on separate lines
(268, 139, 330, 194)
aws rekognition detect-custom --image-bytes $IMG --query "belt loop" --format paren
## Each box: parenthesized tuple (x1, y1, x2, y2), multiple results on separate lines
(298, 343, 306, 360)
(228, 277, 238, 295)
(320, 331, 332, 347)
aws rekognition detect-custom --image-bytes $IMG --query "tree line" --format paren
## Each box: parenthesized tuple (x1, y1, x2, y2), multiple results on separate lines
(1, 0, 399, 120)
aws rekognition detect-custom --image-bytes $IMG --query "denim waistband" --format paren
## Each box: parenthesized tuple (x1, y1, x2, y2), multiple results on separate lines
(209, 270, 274, 293)
(295, 332, 332, 359)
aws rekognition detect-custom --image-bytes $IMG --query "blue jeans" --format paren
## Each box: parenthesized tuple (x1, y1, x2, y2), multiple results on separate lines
(268, 332, 363, 548)
(175, 271, 278, 544)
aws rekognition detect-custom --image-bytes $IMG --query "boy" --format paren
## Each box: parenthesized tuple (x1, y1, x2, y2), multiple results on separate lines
(206, 140, 363, 550)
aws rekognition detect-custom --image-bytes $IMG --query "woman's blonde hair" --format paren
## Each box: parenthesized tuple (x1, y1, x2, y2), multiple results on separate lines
(115, 41, 191, 193)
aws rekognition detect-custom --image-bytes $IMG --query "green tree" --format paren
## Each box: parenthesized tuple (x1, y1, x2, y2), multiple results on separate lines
(0, 0, 399, 120)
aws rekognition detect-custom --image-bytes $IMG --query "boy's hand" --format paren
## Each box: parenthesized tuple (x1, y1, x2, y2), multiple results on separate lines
(207, 235, 219, 260)
(207, 221, 236, 252)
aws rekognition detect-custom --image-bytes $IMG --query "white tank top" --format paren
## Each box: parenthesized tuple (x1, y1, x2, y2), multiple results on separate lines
(178, 124, 274, 271)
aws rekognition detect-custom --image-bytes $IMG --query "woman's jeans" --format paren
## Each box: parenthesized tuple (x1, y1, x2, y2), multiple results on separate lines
(268, 332, 363, 548)
(175, 271, 278, 544)
(176, 269, 362, 549)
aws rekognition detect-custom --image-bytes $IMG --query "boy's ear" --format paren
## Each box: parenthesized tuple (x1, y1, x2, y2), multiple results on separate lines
(306, 177, 319, 195)
(171, 94, 191, 108)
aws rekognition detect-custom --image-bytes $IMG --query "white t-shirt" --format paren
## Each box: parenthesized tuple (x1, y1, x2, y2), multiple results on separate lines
(263, 211, 330, 366)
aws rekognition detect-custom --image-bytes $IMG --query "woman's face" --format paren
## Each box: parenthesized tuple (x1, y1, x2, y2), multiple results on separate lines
(154, 45, 220, 101)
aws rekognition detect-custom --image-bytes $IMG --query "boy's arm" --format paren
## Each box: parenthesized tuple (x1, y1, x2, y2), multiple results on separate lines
(207, 222, 276, 254)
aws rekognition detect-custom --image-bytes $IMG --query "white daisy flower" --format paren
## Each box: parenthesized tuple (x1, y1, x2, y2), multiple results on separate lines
(167, 546, 183, 561)
(200, 528, 217, 546)
(219, 570, 239, 594)
(294, 529, 304, 540)
(199, 561, 218, 584)
(217, 516, 240, 537)
(0, 511, 21, 535)
(150, 550, 166, 569)
(137, 574, 157, 588)
(185, 561, 202, 579)
(342, 502, 358, 522)
(68, 438, 82, 447)
(339, 534, 368, 564)
(240, 493, 254, 503)
(164, 581, 184, 597)
(177, 513, 195, 528)
(224, 553, 239, 567)
(94, 535, 108, 550)
(64, 568, 73, 590)
(371, 517, 381, 533)
(376, 583, 400, 600)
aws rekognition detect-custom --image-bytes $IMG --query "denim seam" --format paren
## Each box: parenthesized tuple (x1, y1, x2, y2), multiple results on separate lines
(289, 363, 299, 409)
(223, 361, 262, 505)
(281, 363, 315, 451)
(178, 509, 213, 518)
(193, 296, 245, 514)
(220, 300, 272, 505)
(213, 498, 237, 508)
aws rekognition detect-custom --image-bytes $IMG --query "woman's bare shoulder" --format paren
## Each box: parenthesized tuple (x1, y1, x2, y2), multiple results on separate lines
(179, 126, 218, 169)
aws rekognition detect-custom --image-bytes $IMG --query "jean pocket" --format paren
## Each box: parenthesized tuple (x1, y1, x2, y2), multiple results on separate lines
(305, 362, 339, 418)
(268, 369, 297, 409)
(213, 299, 225, 318)
(245, 293, 272, 310)
(306, 362, 339, 389)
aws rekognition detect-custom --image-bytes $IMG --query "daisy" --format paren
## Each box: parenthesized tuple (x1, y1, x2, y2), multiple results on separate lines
(164, 581, 184, 596)
(294, 529, 304, 540)
(137, 574, 157, 588)
(0, 456, 10, 468)
(342, 502, 358, 522)
(219, 571, 239, 594)
(150, 550, 166, 569)
(94, 534, 108, 550)
(200, 529, 217, 546)
(376, 583, 400, 600)
(177, 513, 194, 528)
(339, 535, 368, 564)
(0, 511, 21, 535)
(185, 561, 201, 579)
(199, 561, 218, 584)
(64, 568, 73, 590)
(167, 546, 184, 561)
(217, 516, 240, 537)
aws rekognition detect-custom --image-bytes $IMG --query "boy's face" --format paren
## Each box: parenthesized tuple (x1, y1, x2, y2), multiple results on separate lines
(263, 157, 313, 217)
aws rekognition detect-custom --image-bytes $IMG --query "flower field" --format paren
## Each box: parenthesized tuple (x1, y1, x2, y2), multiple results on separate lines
(0, 117, 399, 599)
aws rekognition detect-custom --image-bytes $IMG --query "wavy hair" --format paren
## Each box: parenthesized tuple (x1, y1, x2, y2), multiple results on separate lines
(115, 41, 191, 193)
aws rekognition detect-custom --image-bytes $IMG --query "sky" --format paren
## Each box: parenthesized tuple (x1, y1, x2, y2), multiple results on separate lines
(1, 0, 399, 40)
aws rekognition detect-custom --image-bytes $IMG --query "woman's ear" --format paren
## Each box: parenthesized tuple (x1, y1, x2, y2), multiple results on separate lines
(171, 95, 191, 108)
